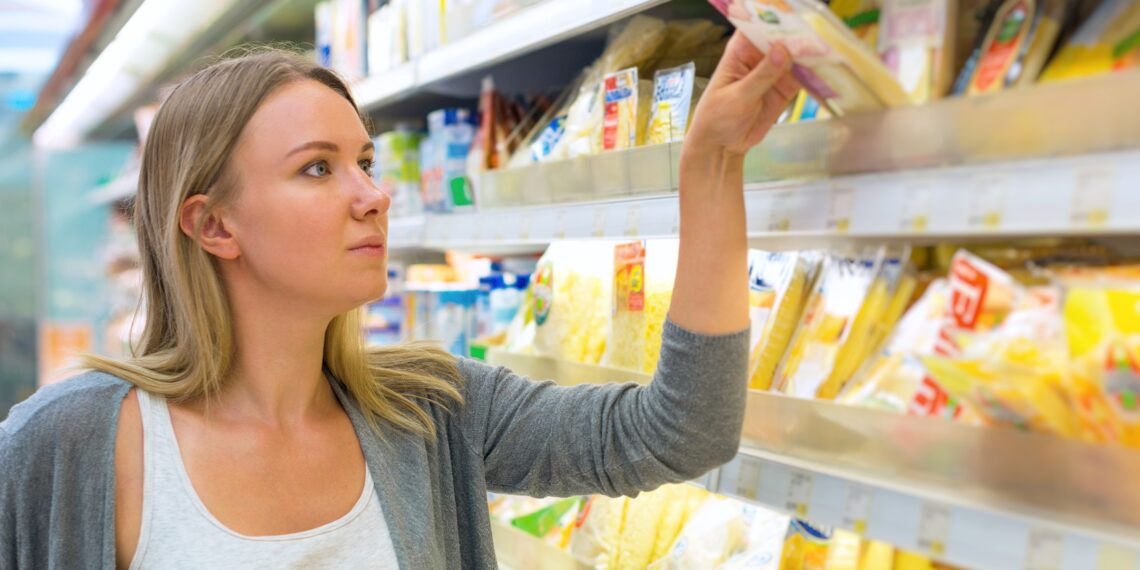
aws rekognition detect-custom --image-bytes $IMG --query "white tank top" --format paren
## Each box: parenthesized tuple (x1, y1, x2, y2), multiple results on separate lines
(130, 389, 399, 569)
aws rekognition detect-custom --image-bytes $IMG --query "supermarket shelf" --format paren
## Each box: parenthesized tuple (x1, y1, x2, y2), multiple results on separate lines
(487, 349, 649, 386)
(353, 0, 667, 110)
(491, 519, 590, 570)
(485, 350, 1140, 570)
(387, 146, 1140, 254)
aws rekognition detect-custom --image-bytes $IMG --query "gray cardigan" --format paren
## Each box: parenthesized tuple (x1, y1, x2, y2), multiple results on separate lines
(0, 320, 747, 569)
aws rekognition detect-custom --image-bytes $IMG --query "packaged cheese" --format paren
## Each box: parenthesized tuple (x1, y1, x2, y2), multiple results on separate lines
(951, 0, 1074, 95)
(651, 497, 789, 570)
(1040, 0, 1140, 82)
(774, 251, 883, 399)
(1063, 285, 1140, 447)
(646, 63, 697, 145)
(747, 251, 818, 390)
(709, 0, 910, 115)
(604, 240, 679, 374)
(780, 519, 832, 570)
(878, 0, 957, 102)
(602, 68, 640, 151)
(531, 242, 614, 365)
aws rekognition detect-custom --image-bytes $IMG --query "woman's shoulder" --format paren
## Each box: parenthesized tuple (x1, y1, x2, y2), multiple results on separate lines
(1, 370, 131, 455)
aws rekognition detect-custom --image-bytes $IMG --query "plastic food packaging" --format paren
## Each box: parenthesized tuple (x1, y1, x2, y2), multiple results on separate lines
(1063, 285, 1140, 447)
(710, 0, 910, 115)
(830, 0, 882, 47)
(878, 0, 957, 102)
(374, 128, 423, 217)
(647, 63, 697, 145)
(569, 484, 708, 569)
(602, 68, 640, 151)
(840, 279, 949, 412)
(780, 519, 832, 570)
(747, 251, 817, 390)
(774, 251, 883, 399)
(651, 496, 789, 569)
(531, 242, 614, 365)
(907, 250, 1021, 419)
(921, 286, 1088, 439)
(604, 240, 680, 374)
(1040, 0, 1140, 82)
(951, 0, 1073, 96)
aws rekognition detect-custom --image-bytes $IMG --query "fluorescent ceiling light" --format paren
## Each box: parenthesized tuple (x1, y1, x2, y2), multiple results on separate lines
(34, 0, 235, 149)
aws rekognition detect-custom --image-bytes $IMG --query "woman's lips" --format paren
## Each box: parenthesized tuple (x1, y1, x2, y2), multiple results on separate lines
(349, 244, 386, 257)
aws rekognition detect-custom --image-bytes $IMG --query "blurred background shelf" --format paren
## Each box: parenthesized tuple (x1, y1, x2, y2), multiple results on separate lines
(484, 350, 1140, 570)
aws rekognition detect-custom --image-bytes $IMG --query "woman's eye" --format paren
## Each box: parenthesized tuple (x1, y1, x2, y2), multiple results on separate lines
(360, 159, 375, 177)
(303, 161, 330, 177)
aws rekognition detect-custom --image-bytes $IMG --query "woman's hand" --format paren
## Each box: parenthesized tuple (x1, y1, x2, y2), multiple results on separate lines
(686, 33, 799, 158)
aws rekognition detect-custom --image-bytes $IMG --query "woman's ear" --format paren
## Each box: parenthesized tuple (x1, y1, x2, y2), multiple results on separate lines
(179, 195, 240, 260)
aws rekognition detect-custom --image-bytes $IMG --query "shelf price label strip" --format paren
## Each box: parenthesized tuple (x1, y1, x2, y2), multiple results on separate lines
(713, 452, 1140, 570)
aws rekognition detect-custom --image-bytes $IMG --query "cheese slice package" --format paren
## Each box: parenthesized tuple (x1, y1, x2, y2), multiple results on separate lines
(651, 497, 789, 570)
(747, 250, 819, 390)
(1040, 0, 1140, 82)
(646, 63, 697, 145)
(951, 0, 1075, 96)
(878, 0, 957, 102)
(603, 240, 679, 374)
(708, 0, 910, 115)
(773, 250, 884, 399)
(602, 68, 639, 151)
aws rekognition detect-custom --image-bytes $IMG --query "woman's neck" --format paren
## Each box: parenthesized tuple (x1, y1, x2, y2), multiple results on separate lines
(211, 281, 340, 429)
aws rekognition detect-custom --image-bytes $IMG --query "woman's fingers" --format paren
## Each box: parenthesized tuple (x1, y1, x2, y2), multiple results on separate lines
(731, 44, 792, 106)
(774, 71, 802, 101)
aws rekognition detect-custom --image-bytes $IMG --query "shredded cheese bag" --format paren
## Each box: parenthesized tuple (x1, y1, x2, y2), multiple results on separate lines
(532, 242, 614, 365)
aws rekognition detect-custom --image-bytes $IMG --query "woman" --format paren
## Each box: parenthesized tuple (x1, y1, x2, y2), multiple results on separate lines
(0, 34, 796, 569)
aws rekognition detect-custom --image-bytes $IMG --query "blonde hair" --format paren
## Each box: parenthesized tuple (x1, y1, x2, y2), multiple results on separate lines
(82, 48, 463, 437)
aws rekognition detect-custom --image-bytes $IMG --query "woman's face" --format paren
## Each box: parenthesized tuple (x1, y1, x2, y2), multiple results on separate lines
(223, 79, 389, 315)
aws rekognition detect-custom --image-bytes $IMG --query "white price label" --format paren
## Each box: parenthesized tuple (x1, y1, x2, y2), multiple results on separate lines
(768, 191, 792, 232)
(592, 207, 607, 238)
(842, 485, 872, 535)
(670, 211, 681, 235)
(555, 210, 568, 239)
(624, 204, 641, 237)
(969, 176, 1006, 229)
(736, 457, 763, 501)
(472, 219, 484, 241)
(826, 185, 855, 233)
(901, 180, 933, 232)
(1024, 528, 1063, 570)
(1071, 166, 1114, 228)
(785, 471, 813, 517)
(1096, 543, 1137, 570)
(518, 213, 532, 241)
(917, 503, 951, 557)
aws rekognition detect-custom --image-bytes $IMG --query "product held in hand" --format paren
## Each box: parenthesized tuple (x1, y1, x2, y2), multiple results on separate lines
(710, 0, 910, 114)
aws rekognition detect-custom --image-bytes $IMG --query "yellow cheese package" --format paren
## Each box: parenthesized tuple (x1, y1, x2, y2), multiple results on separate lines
(646, 63, 697, 145)
(570, 484, 708, 569)
(1063, 285, 1140, 447)
(651, 496, 789, 570)
(920, 286, 1090, 439)
(1040, 0, 1140, 82)
(774, 250, 888, 399)
(747, 251, 819, 390)
(780, 519, 832, 570)
(951, 0, 1075, 95)
(602, 68, 639, 151)
(840, 279, 949, 412)
(709, 0, 910, 115)
(604, 240, 680, 374)
(830, 0, 881, 47)
(818, 254, 914, 400)
(530, 241, 614, 365)
(877, 0, 957, 102)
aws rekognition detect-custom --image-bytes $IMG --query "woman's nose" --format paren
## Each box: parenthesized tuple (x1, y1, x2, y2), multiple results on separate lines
(351, 169, 391, 220)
